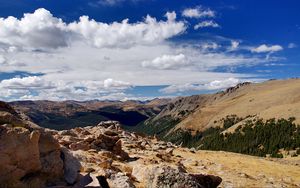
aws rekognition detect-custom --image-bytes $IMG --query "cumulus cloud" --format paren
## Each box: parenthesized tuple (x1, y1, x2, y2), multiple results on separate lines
(0, 8, 70, 49)
(194, 20, 220, 29)
(207, 78, 240, 90)
(182, 6, 215, 18)
(69, 11, 186, 48)
(141, 54, 188, 70)
(103, 78, 131, 88)
(251, 44, 283, 53)
(0, 8, 186, 49)
(160, 78, 240, 94)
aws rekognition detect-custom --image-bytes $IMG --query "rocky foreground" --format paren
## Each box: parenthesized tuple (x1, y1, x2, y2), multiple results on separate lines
(1, 101, 300, 187)
(0, 108, 221, 188)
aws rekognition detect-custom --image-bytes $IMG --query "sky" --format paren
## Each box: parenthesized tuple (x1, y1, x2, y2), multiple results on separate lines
(0, 0, 299, 101)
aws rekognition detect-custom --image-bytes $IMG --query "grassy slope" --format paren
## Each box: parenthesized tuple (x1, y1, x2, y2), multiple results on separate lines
(177, 79, 300, 132)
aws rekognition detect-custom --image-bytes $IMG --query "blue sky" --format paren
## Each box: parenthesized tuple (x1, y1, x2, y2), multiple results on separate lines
(0, 0, 299, 101)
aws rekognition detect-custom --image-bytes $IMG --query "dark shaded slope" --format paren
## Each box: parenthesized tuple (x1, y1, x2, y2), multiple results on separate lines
(10, 100, 165, 130)
(26, 107, 149, 130)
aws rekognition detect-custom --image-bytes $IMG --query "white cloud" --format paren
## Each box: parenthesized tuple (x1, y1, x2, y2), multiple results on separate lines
(160, 77, 240, 94)
(0, 8, 186, 49)
(0, 76, 132, 101)
(0, 76, 55, 90)
(288, 43, 297, 49)
(0, 8, 70, 49)
(251, 44, 283, 53)
(68, 11, 186, 48)
(182, 6, 215, 18)
(200, 42, 220, 50)
(142, 54, 188, 70)
(229, 40, 239, 51)
(207, 78, 240, 90)
(103, 78, 131, 88)
(194, 20, 220, 29)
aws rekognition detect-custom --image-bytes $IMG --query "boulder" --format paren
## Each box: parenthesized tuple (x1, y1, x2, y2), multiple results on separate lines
(98, 121, 121, 129)
(0, 111, 25, 127)
(61, 147, 82, 184)
(39, 131, 64, 182)
(92, 134, 119, 150)
(107, 172, 135, 188)
(0, 127, 41, 187)
(40, 150, 64, 179)
(0, 125, 68, 188)
(69, 141, 90, 151)
(39, 131, 61, 154)
(73, 173, 108, 188)
(132, 165, 222, 188)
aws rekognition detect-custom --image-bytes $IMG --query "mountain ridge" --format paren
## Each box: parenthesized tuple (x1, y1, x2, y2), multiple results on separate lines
(143, 78, 300, 134)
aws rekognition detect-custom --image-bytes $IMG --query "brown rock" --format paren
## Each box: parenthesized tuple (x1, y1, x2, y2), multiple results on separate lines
(132, 165, 222, 188)
(59, 135, 81, 146)
(98, 151, 114, 158)
(69, 141, 90, 151)
(61, 147, 82, 185)
(0, 127, 41, 186)
(39, 131, 61, 154)
(107, 172, 135, 188)
(40, 150, 64, 179)
(92, 133, 119, 150)
(98, 159, 113, 169)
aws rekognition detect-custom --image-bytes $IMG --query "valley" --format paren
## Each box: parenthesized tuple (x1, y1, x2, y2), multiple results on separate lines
(10, 99, 169, 130)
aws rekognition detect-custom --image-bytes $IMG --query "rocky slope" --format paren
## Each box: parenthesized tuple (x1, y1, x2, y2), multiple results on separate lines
(0, 101, 66, 188)
(0, 102, 221, 188)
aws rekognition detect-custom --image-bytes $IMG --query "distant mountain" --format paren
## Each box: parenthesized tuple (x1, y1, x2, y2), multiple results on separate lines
(10, 98, 170, 130)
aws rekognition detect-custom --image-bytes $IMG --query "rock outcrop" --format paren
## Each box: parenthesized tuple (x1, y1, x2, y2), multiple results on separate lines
(0, 123, 64, 187)
(0, 102, 66, 188)
(50, 121, 222, 188)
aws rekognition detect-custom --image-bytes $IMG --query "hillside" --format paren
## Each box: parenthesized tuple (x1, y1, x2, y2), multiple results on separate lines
(133, 79, 300, 157)
(139, 79, 300, 133)
(178, 79, 300, 131)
